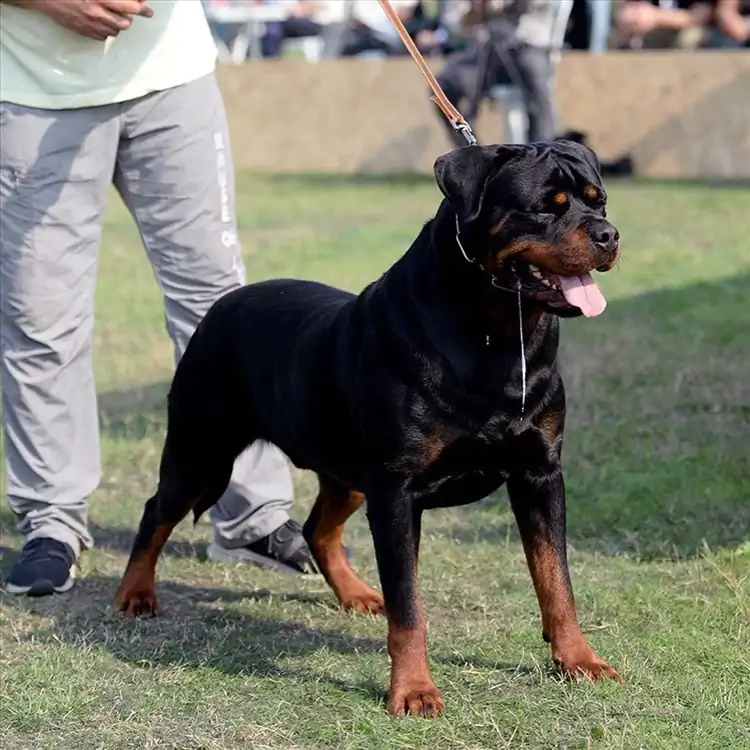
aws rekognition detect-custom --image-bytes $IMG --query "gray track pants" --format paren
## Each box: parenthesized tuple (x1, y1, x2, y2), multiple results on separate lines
(0, 73, 292, 558)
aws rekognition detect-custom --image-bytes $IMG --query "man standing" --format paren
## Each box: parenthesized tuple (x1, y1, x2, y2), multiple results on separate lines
(1, 0, 314, 596)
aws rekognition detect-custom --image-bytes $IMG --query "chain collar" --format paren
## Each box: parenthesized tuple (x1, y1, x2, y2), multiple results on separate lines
(454, 214, 527, 415)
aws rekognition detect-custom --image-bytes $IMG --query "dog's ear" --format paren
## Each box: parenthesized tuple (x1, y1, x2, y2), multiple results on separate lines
(434, 145, 524, 225)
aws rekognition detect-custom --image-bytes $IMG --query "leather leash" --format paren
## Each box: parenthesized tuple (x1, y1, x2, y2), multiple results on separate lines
(376, 0, 478, 146)
(377, 0, 528, 414)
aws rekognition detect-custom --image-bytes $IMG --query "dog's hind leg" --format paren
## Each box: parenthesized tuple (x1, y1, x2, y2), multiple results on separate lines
(303, 475, 384, 615)
(366, 480, 443, 718)
(115, 427, 236, 618)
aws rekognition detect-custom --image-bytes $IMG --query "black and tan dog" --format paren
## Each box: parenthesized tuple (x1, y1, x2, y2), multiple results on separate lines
(116, 141, 622, 717)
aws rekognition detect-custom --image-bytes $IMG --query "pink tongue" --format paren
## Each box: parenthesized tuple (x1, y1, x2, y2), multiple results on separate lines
(557, 274, 607, 317)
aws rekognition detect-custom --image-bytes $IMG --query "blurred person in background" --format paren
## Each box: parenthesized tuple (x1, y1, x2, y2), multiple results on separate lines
(565, 0, 593, 50)
(434, 0, 563, 147)
(203, 0, 329, 60)
(1, 0, 315, 597)
(713, 0, 750, 46)
(339, 0, 420, 57)
(614, 0, 715, 48)
(260, 1, 323, 58)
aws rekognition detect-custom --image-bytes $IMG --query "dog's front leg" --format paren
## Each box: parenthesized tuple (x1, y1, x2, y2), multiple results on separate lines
(507, 468, 622, 683)
(366, 482, 443, 718)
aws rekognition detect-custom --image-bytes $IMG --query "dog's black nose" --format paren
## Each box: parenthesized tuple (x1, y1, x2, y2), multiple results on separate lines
(590, 224, 620, 249)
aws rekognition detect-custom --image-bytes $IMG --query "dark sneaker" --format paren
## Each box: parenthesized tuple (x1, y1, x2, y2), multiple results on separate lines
(5, 538, 77, 596)
(207, 519, 319, 576)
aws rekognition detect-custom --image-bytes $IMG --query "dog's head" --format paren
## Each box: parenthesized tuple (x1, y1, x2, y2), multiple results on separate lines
(434, 141, 619, 318)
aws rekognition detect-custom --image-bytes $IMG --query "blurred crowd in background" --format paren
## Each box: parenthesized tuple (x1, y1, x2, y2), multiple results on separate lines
(201, 0, 749, 175)
(202, 0, 750, 64)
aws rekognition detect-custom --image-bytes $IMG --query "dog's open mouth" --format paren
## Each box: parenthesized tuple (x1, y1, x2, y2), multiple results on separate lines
(511, 261, 607, 318)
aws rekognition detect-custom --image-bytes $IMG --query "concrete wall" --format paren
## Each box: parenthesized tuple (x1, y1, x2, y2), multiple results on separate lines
(218, 52, 750, 179)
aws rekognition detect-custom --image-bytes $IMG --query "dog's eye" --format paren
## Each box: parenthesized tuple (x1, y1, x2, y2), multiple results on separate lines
(539, 191, 569, 214)
(584, 186, 606, 207)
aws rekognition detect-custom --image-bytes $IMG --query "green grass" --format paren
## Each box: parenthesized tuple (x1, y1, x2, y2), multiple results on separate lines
(1, 175, 749, 750)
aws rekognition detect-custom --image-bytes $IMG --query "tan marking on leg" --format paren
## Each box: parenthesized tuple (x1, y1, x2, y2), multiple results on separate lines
(386, 606, 443, 717)
(311, 479, 383, 615)
(115, 523, 175, 618)
(522, 538, 622, 683)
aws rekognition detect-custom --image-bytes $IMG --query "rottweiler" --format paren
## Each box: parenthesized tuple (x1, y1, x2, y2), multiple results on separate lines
(116, 140, 622, 717)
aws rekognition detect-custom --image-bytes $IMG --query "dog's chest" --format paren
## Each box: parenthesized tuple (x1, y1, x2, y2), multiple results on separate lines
(407, 423, 521, 507)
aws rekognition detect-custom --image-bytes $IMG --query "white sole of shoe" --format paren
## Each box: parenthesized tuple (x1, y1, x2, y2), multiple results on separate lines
(5, 565, 76, 596)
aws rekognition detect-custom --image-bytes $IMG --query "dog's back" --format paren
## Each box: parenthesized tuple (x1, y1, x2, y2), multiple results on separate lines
(171, 278, 366, 484)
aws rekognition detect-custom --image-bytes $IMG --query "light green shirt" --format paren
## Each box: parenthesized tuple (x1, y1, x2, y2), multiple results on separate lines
(0, 0, 217, 109)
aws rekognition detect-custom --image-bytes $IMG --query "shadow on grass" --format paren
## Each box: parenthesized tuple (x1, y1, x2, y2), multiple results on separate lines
(97, 380, 169, 440)
(1, 573, 534, 699)
(92, 522, 206, 560)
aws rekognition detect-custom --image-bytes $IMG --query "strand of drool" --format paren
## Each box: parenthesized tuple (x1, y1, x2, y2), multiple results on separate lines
(517, 284, 526, 415)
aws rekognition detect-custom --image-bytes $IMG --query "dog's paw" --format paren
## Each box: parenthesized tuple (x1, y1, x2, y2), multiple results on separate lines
(115, 583, 159, 618)
(554, 646, 622, 684)
(340, 585, 385, 616)
(387, 682, 444, 718)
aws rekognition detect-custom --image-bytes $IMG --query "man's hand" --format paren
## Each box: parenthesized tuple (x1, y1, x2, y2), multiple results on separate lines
(290, 2, 316, 19)
(36, 0, 153, 42)
(617, 0, 712, 37)
(617, 2, 661, 36)
(715, 0, 750, 43)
